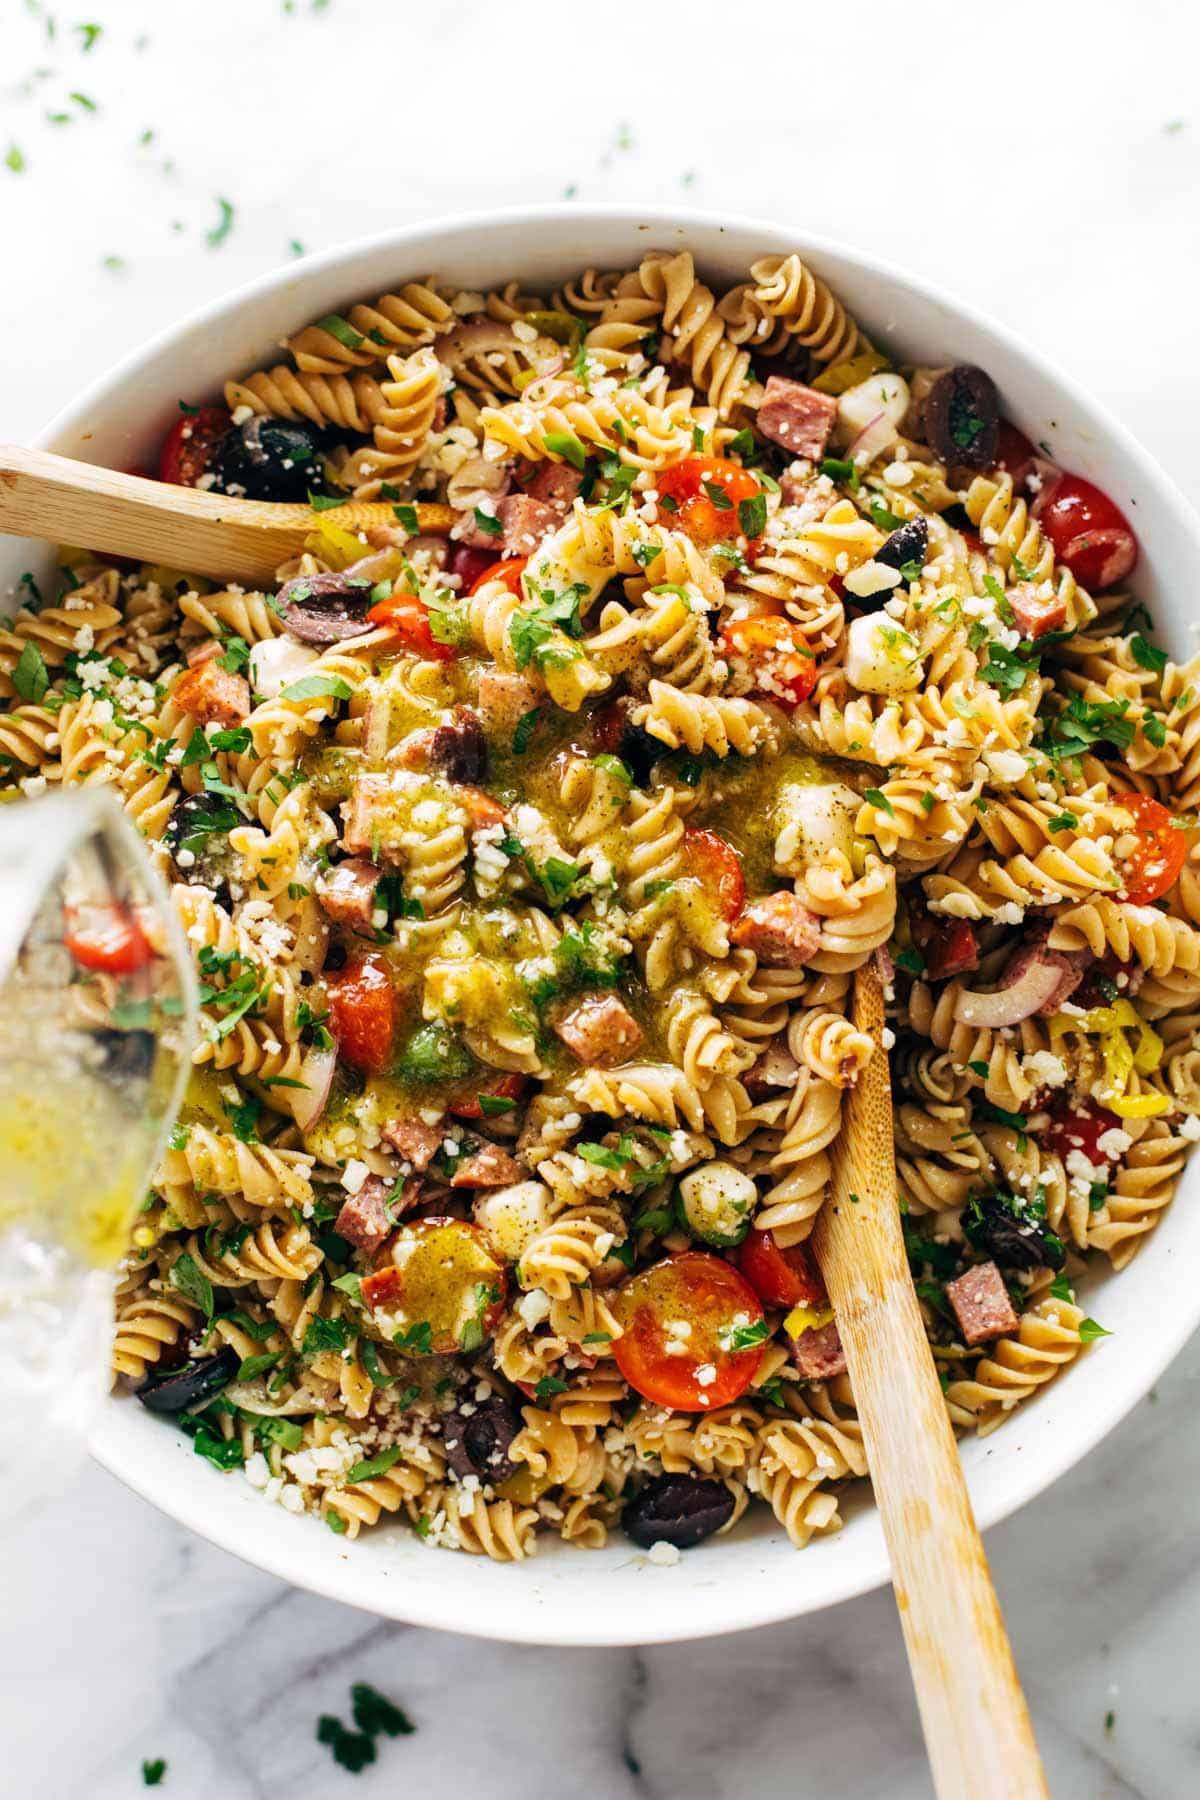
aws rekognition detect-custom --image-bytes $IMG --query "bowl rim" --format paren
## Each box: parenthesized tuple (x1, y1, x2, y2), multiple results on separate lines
(38, 199, 1200, 1644)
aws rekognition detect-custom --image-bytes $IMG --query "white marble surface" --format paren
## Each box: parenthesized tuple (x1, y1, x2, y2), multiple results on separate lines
(3, 1, 1200, 1793)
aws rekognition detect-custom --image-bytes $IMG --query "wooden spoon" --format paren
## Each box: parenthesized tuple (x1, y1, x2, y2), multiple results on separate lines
(0, 445, 456, 586)
(812, 962, 1049, 1800)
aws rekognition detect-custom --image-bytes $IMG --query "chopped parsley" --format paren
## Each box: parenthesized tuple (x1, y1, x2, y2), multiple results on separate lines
(472, 505, 502, 538)
(534, 1375, 568, 1399)
(11, 640, 49, 703)
(351, 1684, 415, 1739)
(141, 1760, 166, 1787)
(206, 196, 236, 249)
(170, 1252, 214, 1322)
(1039, 695, 1134, 762)
(820, 456, 859, 489)
(392, 1320, 434, 1355)
(863, 787, 894, 817)
(302, 1315, 350, 1356)
(738, 492, 767, 538)
(1079, 1317, 1112, 1343)
(1130, 634, 1167, 674)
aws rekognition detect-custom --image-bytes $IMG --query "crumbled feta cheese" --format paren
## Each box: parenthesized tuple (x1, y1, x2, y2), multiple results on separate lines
(1096, 1128, 1133, 1160)
(647, 1540, 681, 1567)
(341, 1160, 370, 1195)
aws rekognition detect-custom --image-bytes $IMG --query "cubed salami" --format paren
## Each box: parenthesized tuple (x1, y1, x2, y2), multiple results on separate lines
(382, 1117, 444, 1173)
(730, 892, 822, 967)
(745, 1040, 802, 1097)
(553, 993, 643, 1066)
(528, 462, 584, 510)
(477, 669, 542, 737)
(335, 1176, 397, 1255)
(316, 857, 383, 935)
(945, 1261, 1019, 1346)
(756, 377, 838, 461)
(173, 660, 251, 726)
(1008, 585, 1068, 642)
(450, 1141, 524, 1189)
(496, 494, 561, 556)
(788, 1320, 846, 1380)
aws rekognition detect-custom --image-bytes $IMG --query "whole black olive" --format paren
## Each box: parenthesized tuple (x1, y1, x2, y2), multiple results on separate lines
(137, 1347, 239, 1414)
(211, 416, 325, 503)
(622, 1473, 735, 1550)
(924, 365, 999, 471)
(428, 709, 487, 784)
(91, 1027, 156, 1083)
(442, 1396, 520, 1483)
(875, 515, 929, 577)
(164, 791, 238, 859)
(964, 1194, 1065, 1273)
(276, 572, 375, 646)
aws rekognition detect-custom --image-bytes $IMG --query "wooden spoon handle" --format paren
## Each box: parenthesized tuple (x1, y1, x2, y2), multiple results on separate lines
(813, 967, 1048, 1800)
(0, 444, 454, 586)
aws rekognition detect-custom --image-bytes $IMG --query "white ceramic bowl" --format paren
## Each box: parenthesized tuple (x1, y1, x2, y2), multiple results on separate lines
(14, 205, 1200, 1646)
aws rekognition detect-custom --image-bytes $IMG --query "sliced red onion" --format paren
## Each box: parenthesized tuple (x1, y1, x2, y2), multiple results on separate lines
(953, 959, 1066, 1028)
(289, 1042, 337, 1132)
(844, 408, 896, 467)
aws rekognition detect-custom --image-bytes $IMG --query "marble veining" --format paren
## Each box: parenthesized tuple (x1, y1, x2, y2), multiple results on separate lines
(2, 0, 1200, 1793)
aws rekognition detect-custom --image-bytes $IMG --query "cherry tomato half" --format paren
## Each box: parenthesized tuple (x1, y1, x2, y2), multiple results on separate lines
(366, 593, 457, 662)
(734, 1231, 827, 1312)
(679, 827, 745, 922)
(326, 951, 396, 1074)
(158, 405, 231, 487)
(1034, 473, 1137, 592)
(720, 614, 818, 708)
(657, 455, 763, 549)
(63, 902, 154, 975)
(449, 1073, 528, 1120)
(361, 1217, 507, 1355)
(466, 555, 528, 598)
(1117, 793, 1187, 905)
(992, 419, 1038, 491)
(1042, 1098, 1124, 1170)
(613, 1251, 765, 1410)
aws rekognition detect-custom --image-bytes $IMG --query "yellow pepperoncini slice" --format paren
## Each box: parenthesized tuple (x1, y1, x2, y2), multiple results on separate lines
(810, 350, 891, 395)
(304, 520, 368, 572)
(783, 1303, 835, 1339)
(1050, 1000, 1168, 1116)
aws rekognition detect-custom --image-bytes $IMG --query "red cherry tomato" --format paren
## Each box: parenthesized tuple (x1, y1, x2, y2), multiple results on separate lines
(1116, 792, 1187, 904)
(366, 593, 457, 661)
(679, 827, 745, 922)
(657, 455, 763, 550)
(447, 543, 499, 591)
(63, 902, 154, 975)
(1042, 1099, 1124, 1170)
(734, 1231, 827, 1311)
(326, 952, 396, 1073)
(361, 1217, 507, 1355)
(1033, 473, 1138, 591)
(467, 555, 528, 598)
(992, 419, 1038, 491)
(158, 405, 231, 487)
(449, 1073, 528, 1120)
(612, 1251, 765, 1410)
(720, 614, 818, 708)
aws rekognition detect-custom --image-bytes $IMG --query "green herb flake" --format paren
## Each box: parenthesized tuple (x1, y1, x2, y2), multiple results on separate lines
(237, 1351, 281, 1382)
(868, 500, 905, 532)
(279, 673, 353, 703)
(534, 1375, 568, 1399)
(738, 492, 767, 538)
(478, 1094, 516, 1117)
(1048, 1276, 1074, 1302)
(512, 707, 542, 755)
(1079, 1317, 1112, 1343)
(893, 946, 926, 976)
(1130, 634, 1167, 674)
(141, 1759, 166, 1787)
(12, 641, 49, 703)
(1048, 812, 1078, 833)
(392, 1320, 434, 1356)
(968, 1060, 990, 1078)
(170, 1251, 214, 1322)
(206, 196, 236, 249)
(863, 787, 895, 817)
(351, 1683, 416, 1739)
(472, 505, 502, 538)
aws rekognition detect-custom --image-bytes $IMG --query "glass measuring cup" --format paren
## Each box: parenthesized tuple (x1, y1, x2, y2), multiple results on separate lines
(0, 789, 195, 1518)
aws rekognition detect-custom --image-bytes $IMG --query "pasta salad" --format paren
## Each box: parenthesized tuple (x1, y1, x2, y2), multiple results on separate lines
(7, 246, 1196, 1561)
